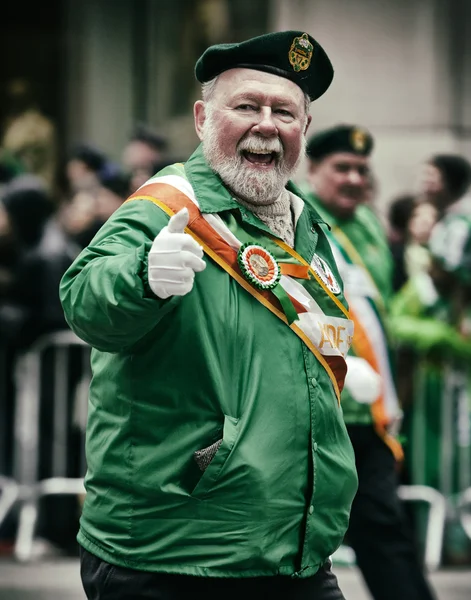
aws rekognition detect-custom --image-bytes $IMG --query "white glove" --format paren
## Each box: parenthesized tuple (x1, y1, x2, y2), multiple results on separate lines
(148, 208, 206, 299)
(344, 356, 382, 405)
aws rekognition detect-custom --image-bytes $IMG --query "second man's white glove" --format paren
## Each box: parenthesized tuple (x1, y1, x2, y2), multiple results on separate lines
(344, 356, 382, 405)
(148, 208, 206, 299)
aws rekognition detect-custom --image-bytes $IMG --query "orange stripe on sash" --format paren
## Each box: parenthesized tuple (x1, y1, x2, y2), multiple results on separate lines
(127, 183, 347, 402)
(279, 263, 310, 279)
(350, 306, 403, 460)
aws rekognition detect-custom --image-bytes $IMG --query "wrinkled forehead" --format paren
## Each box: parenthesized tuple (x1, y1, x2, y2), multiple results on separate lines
(324, 152, 370, 167)
(212, 67, 306, 106)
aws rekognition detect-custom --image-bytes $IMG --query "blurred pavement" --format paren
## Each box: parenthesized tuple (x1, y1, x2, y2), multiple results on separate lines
(0, 558, 470, 599)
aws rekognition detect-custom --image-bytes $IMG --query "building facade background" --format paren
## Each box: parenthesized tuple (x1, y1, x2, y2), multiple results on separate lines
(1, 0, 470, 210)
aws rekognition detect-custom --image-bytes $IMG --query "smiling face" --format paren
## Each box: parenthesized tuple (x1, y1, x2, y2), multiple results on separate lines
(307, 152, 371, 219)
(194, 68, 311, 205)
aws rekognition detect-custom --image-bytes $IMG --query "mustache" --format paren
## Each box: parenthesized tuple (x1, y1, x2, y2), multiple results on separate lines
(339, 185, 365, 196)
(237, 136, 283, 155)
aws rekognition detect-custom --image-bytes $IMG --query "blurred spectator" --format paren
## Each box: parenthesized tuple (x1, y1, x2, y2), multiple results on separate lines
(387, 194, 416, 292)
(389, 214, 471, 564)
(418, 153, 471, 217)
(64, 143, 109, 195)
(122, 123, 169, 192)
(59, 143, 127, 248)
(1, 78, 58, 194)
(0, 174, 79, 349)
(0, 149, 25, 196)
(0, 172, 87, 555)
(95, 170, 130, 223)
(0, 174, 81, 554)
(404, 200, 439, 280)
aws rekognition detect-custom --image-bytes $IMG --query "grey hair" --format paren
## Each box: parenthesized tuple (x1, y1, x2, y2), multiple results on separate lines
(201, 75, 311, 117)
(201, 77, 219, 103)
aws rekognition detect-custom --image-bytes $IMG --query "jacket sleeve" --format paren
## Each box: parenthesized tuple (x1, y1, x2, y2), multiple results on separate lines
(388, 279, 471, 360)
(59, 200, 179, 352)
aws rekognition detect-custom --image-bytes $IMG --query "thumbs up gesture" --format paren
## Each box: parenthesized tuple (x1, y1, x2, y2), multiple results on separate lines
(148, 208, 206, 299)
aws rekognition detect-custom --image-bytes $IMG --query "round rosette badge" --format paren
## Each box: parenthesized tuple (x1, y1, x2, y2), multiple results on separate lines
(237, 243, 281, 290)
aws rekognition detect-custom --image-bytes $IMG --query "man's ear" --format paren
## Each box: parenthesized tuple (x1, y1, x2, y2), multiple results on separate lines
(194, 101, 206, 141)
(304, 114, 312, 135)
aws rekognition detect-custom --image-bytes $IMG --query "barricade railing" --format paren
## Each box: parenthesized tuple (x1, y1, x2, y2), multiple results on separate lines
(0, 329, 91, 562)
(332, 484, 447, 572)
(397, 484, 447, 571)
(457, 486, 471, 541)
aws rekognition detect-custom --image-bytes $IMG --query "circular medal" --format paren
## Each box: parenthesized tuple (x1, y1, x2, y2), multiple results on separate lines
(311, 254, 341, 294)
(237, 243, 281, 289)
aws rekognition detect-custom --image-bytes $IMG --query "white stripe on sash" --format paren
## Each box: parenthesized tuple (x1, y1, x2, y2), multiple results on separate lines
(329, 242, 401, 421)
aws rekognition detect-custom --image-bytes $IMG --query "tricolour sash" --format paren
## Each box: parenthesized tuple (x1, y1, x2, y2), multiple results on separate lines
(127, 174, 354, 404)
(329, 226, 403, 460)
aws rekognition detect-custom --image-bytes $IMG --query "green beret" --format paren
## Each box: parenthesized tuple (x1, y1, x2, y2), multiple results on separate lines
(429, 214, 471, 284)
(195, 31, 333, 102)
(307, 124, 374, 160)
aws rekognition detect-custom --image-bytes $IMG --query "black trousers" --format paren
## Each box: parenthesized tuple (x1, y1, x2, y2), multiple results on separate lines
(80, 547, 345, 600)
(346, 424, 437, 600)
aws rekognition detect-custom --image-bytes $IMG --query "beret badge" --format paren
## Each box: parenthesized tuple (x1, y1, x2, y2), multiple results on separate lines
(289, 33, 314, 72)
(350, 128, 368, 152)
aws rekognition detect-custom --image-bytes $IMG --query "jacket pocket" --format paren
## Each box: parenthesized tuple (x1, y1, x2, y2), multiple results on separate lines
(191, 414, 239, 500)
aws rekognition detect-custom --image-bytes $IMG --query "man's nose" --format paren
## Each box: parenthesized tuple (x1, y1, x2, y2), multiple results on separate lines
(251, 108, 278, 136)
(347, 169, 363, 185)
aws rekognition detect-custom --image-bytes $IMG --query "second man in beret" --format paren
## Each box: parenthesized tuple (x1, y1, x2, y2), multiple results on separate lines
(303, 124, 437, 600)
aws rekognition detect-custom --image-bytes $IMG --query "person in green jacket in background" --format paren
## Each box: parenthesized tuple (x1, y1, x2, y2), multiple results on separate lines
(302, 124, 436, 600)
(389, 213, 471, 564)
(59, 31, 359, 600)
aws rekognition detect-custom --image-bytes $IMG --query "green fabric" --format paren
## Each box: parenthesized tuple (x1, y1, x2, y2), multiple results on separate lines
(302, 191, 395, 425)
(194, 30, 333, 101)
(389, 275, 471, 495)
(60, 145, 358, 578)
(428, 213, 471, 285)
(389, 276, 471, 360)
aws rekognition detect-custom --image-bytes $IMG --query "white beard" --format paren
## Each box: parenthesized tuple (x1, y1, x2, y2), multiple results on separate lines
(202, 110, 305, 206)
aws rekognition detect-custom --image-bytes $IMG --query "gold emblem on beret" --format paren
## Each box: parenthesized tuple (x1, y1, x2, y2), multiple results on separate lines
(289, 33, 314, 72)
(350, 128, 368, 152)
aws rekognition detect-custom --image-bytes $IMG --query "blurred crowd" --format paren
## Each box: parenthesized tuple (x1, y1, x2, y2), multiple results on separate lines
(0, 77, 471, 567)
(0, 78, 178, 351)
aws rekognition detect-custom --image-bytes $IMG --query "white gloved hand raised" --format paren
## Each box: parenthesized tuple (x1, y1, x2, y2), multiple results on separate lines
(148, 208, 206, 299)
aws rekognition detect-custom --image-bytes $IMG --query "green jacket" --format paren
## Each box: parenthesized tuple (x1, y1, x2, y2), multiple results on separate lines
(60, 146, 358, 578)
(302, 191, 397, 427)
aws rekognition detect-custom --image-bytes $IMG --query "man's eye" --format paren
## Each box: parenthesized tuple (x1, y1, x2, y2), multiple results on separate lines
(236, 104, 257, 111)
(275, 109, 293, 117)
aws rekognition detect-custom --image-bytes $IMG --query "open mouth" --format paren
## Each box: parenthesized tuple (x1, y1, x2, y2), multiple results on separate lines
(242, 150, 277, 166)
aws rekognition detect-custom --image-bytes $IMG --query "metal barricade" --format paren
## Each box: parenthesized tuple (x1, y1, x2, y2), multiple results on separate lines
(0, 341, 19, 540)
(1, 329, 91, 562)
(457, 486, 471, 541)
(397, 484, 447, 571)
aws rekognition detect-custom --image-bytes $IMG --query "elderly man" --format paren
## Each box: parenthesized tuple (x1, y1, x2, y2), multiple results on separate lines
(304, 125, 436, 600)
(60, 32, 358, 599)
